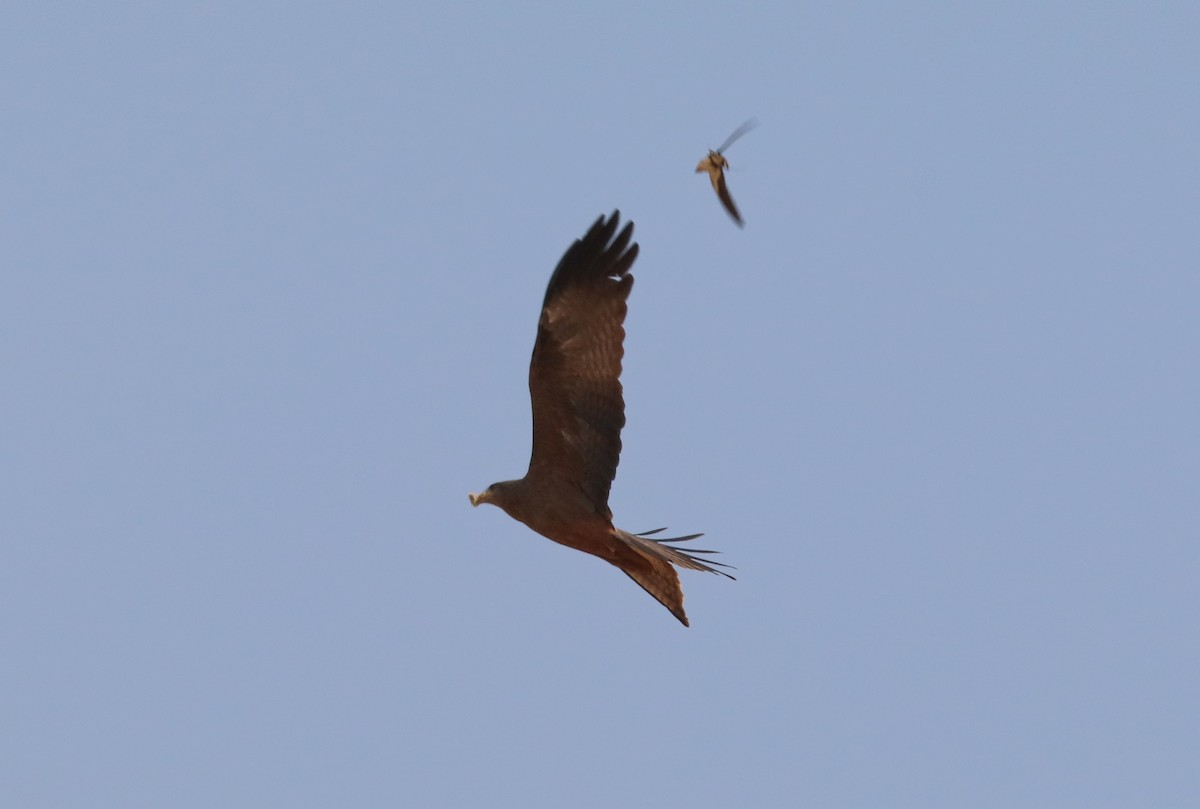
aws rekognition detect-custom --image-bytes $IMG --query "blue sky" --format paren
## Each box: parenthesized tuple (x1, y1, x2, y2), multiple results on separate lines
(3, 3, 1197, 807)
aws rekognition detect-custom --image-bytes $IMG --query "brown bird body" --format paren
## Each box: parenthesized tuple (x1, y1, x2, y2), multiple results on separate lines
(469, 212, 732, 626)
(696, 119, 757, 227)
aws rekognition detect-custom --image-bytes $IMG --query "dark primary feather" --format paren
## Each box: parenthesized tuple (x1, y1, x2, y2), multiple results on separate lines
(526, 212, 638, 517)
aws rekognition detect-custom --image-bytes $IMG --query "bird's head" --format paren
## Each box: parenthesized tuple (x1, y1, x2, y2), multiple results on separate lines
(468, 481, 509, 508)
(468, 480, 521, 511)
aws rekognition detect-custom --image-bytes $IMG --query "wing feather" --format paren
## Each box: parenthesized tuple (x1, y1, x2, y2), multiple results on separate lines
(716, 118, 758, 155)
(715, 173, 745, 227)
(526, 211, 638, 518)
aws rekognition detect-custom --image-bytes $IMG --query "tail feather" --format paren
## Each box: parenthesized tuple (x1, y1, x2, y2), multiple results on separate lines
(626, 529, 736, 578)
(613, 528, 735, 627)
(620, 559, 691, 627)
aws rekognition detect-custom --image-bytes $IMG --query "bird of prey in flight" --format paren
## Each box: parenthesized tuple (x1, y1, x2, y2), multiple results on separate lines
(469, 211, 732, 626)
(696, 119, 757, 227)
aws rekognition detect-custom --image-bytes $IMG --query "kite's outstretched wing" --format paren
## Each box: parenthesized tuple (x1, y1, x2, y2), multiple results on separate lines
(525, 211, 637, 516)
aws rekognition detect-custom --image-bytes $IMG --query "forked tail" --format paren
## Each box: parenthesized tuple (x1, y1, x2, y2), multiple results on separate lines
(614, 528, 734, 627)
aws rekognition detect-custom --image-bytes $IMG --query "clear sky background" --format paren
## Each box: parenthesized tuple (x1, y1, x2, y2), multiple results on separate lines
(3, 3, 1197, 807)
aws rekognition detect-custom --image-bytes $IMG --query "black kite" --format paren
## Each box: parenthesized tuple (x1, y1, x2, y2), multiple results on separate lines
(469, 212, 732, 626)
